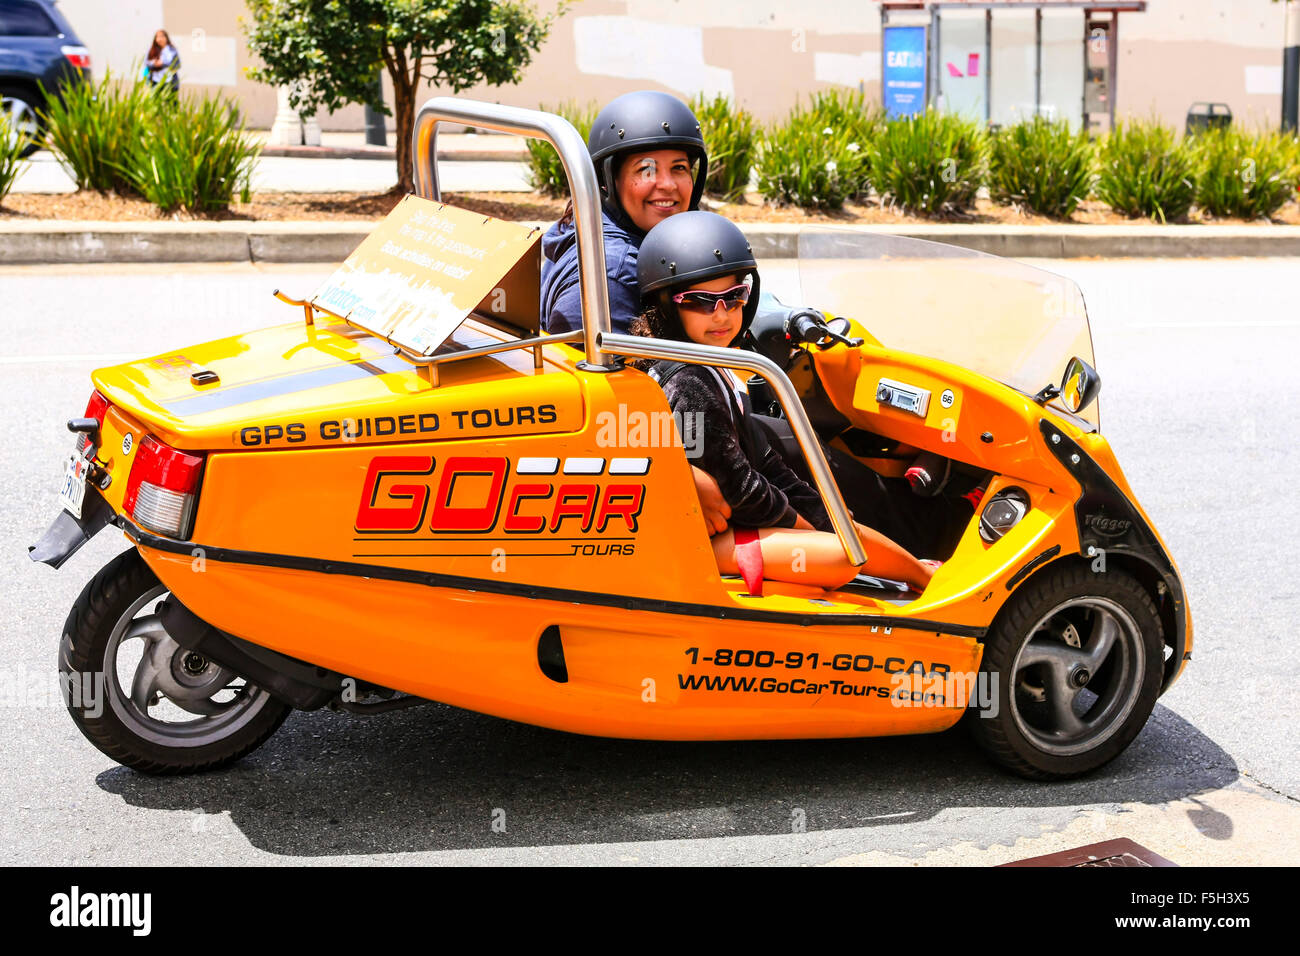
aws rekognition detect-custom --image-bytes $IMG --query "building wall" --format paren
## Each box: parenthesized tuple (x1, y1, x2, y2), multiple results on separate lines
(54, 0, 1293, 132)
(1119, 0, 1289, 127)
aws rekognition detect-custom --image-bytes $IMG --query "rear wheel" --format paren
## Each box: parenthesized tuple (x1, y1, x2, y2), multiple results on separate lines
(970, 562, 1163, 780)
(60, 549, 292, 774)
(1, 88, 42, 157)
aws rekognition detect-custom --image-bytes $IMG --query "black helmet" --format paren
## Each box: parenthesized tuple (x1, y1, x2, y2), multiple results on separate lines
(588, 91, 708, 226)
(637, 211, 761, 341)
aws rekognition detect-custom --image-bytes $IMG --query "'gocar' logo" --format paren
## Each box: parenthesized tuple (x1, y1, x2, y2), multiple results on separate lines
(355, 455, 647, 536)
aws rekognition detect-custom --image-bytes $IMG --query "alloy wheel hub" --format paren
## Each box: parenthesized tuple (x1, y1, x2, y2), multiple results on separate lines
(1009, 596, 1144, 756)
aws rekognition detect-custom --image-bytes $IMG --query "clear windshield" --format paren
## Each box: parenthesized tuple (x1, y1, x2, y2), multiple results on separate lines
(797, 229, 1098, 426)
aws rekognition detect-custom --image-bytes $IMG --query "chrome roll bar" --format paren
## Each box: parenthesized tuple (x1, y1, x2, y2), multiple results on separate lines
(412, 100, 862, 566)
(599, 332, 869, 569)
(411, 97, 615, 370)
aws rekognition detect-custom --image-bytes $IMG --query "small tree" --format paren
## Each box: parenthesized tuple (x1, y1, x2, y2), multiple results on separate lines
(244, 0, 563, 192)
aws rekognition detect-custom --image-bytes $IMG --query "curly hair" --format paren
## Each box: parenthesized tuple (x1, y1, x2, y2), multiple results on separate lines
(627, 296, 686, 371)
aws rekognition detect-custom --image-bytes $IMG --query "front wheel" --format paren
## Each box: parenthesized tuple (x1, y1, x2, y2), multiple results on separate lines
(970, 563, 1163, 780)
(60, 549, 292, 774)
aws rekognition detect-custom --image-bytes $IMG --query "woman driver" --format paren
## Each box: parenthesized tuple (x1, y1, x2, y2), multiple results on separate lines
(540, 91, 708, 336)
(632, 211, 936, 594)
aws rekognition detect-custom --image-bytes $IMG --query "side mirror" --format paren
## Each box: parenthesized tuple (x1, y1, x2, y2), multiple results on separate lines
(1060, 356, 1101, 414)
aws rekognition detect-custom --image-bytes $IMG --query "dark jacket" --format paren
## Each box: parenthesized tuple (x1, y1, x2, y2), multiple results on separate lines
(540, 210, 645, 335)
(657, 362, 832, 532)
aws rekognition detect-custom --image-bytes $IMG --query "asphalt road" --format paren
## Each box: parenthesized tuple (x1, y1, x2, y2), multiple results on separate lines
(1, 258, 1297, 865)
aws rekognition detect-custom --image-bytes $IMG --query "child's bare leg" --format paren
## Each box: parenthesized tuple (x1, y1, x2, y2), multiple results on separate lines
(852, 521, 934, 590)
(712, 528, 861, 590)
(759, 528, 861, 589)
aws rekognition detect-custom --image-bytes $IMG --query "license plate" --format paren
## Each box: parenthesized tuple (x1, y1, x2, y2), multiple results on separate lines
(57, 453, 89, 520)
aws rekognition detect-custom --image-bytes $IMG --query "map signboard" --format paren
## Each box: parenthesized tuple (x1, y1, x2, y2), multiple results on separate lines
(311, 195, 540, 356)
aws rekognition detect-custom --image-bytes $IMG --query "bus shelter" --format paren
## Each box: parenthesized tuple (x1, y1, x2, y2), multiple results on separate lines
(881, 1, 1147, 132)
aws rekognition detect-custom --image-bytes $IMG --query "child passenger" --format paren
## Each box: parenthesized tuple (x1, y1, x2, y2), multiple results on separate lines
(631, 211, 936, 594)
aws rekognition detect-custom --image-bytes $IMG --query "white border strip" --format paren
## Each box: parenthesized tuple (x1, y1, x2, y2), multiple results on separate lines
(562, 457, 605, 475)
(516, 457, 560, 475)
(608, 457, 650, 475)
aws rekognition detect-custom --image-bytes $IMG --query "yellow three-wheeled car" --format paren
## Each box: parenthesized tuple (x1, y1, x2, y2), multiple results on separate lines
(32, 99, 1190, 780)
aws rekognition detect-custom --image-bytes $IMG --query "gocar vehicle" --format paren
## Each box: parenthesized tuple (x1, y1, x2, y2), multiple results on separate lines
(31, 99, 1191, 781)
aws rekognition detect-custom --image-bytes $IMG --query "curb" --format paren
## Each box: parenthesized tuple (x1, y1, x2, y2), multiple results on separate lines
(738, 223, 1300, 259)
(2, 221, 1299, 266)
(0, 222, 375, 265)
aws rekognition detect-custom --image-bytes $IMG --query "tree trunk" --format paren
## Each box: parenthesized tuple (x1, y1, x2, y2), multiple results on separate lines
(391, 73, 416, 194)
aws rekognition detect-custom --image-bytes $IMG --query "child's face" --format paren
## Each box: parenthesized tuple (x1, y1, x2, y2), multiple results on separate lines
(676, 273, 747, 348)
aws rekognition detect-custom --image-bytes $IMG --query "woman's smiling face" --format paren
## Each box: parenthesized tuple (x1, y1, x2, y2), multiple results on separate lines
(615, 148, 693, 232)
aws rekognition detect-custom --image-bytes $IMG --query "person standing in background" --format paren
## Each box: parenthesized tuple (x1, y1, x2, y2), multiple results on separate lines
(144, 30, 180, 93)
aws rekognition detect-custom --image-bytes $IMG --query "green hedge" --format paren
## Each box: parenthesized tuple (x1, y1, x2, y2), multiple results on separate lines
(754, 112, 868, 210)
(120, 93, 260, 212)
(1096, 118, 1197, 223)
(40, 67, 259, 212)
(1191, 125, 1300, 220)
(691, 93, 757, 202)
(525, 100, 598, 197)
(796, 89, 881, 198)
(868, 109, 989, 214)
(522, 94, 1300, 221)
(1, 114, 28, 202)
(41, 67, 158, 193)
(990, 117, 1095, 218)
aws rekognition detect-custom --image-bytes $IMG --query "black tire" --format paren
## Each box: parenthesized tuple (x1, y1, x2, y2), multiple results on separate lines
(60, 549, 292, 774)
(1, 87, 43, 158)
(969, 562, 1163, 780)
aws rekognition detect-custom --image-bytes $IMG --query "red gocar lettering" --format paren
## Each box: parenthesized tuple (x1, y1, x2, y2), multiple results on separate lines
(355, 456, 436, 533)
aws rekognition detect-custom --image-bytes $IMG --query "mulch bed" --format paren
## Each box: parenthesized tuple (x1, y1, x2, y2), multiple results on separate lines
(1, 187, 1297, 226)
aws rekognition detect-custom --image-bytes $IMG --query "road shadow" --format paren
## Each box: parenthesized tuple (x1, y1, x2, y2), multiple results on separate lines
(96, 701, 1236, 856)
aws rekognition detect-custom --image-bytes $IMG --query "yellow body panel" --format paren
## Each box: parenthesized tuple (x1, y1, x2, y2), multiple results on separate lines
(815, 337, 1075, 490)
(142, 545, 981, 739)
(91, 318, 584, 451)
(75, 252, 1188, 741)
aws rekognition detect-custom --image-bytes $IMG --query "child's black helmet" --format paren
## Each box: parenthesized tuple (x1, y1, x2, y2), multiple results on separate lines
(587, 92, 709, 225)
(637, 211, 762, 338)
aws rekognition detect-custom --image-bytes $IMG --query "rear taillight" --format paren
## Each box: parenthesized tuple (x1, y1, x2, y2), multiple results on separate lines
(123, 436, 205, 539)
(61, 45, 91, 70)
(77, 390, 110, 455)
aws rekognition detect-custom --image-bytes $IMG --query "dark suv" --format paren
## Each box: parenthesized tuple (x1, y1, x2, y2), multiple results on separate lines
(1, 0, 90, 156)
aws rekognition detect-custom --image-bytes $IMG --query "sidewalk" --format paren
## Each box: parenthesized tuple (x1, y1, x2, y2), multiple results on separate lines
(253, 130, 531, 162)
(10, 131, 534, 195)
(3, 219, 1298, 266)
